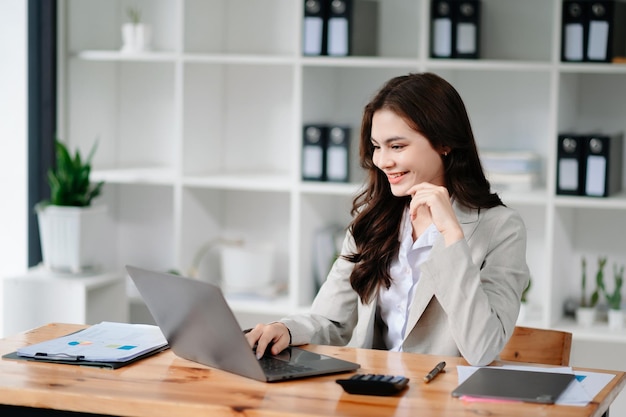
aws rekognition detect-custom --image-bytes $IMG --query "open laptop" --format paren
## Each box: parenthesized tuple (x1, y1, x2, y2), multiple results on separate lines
(451, 367, 576, 404)
(126, 265, 359, 382)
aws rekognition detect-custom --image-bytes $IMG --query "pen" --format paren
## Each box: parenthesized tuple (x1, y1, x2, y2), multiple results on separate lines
(423, 361, 446, 383)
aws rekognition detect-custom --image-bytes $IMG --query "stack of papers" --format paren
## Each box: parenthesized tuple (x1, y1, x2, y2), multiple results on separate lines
(17, 322, 168, 363)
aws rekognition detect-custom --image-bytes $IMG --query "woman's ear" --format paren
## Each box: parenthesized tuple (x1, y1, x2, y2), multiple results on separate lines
(441, 146, 451, 156)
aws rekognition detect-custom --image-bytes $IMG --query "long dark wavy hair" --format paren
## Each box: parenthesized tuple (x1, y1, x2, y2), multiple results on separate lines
(345, 72, 503, 304)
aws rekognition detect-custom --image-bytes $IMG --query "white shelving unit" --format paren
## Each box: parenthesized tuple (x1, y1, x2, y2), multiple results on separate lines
(57, 0, 626, 339)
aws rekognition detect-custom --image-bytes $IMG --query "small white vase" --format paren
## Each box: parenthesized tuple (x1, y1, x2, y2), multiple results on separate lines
(121, 23, 151, 53)
(608, 309, 624, 330)
(576, 307, 596, 327)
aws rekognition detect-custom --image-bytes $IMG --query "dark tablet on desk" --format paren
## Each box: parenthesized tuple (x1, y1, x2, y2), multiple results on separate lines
(451, 367, 576, 404)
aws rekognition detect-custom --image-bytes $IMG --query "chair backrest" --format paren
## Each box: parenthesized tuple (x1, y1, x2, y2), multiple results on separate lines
(500, 326, 572, 366)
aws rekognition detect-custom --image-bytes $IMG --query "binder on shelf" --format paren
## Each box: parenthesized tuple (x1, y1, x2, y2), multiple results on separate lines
(303, 0, 328, 56)
(325, 126, 350, 182)
(431, 0, 481, 59)
(326, 0, 378, 57)
(583, 133, 623, 197)
(561, 0, 588, 62)
(585, 0, 626, 62)
(556, 134, 586, 195)
(302, 124, 328, 181)
(431, 0, 454, 58)
(454, 0, 481, 59)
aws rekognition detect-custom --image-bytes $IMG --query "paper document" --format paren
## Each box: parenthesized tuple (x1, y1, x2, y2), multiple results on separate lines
(457, 365, 615, 407)
(17, 322, 168, 362)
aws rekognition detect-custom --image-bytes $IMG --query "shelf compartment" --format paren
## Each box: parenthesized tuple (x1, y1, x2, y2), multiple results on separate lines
(65, 60, 177, 172)
(179, 188, 291, 295)
(298, 193, 353, 306)
(184, 0, 297, 55)
(182, 63, 295, 177)
(97, 183, 176, 272)
(65, 0, 179, 54)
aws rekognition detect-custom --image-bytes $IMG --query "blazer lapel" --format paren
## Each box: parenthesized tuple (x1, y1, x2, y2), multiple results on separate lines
(403, 201, 479, 337)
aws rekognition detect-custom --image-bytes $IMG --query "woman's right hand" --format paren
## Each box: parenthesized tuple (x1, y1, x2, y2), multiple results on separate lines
(244, 322, 291, 359)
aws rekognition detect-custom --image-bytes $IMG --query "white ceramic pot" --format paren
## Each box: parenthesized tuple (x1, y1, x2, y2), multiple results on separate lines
(576, 307, 596, 327)
(608, 309, 624, 330)
(220, 241, 274, 295)
(121, 23, 152, 53)
(36, 204, 107, 274)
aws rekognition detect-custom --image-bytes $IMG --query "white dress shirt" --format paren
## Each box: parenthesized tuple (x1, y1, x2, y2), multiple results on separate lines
(378, 208, 440, 351)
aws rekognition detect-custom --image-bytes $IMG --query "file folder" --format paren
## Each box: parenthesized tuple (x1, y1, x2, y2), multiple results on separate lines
(326, 0, 378, 56)
(303, 0, 328, 56)
(561, 0, 588, 62)
(454, 0, 480, 59)
(431, 0, 454, 58)
(325, 126, 350, 182)
(583, 133, 623, 197)
(586, 0, 626, 62)
(302, 124, 328, 181)
(556, 134, 586, 195)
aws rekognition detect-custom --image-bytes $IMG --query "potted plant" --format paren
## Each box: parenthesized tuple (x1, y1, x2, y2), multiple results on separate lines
(577, 256, 604, 327)
(36, 139, 106, 273)
(121, 6, 151, 53)
(602, 264, 624, 330)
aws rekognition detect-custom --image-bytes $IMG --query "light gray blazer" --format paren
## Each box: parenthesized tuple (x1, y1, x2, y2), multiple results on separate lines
(282, 201, 530, 366)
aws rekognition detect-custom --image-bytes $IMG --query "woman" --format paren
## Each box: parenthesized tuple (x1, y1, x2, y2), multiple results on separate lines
(246, 72, 530, 366)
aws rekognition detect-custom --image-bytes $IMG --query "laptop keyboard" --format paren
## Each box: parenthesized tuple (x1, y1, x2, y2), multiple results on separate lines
(259, 356, 315, 376)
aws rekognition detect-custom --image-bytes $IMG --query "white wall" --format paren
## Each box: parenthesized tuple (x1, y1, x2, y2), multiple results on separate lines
(0, 0, 29, 337)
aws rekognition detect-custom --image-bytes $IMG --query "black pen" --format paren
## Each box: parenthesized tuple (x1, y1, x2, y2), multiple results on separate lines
(423, 361, 446, 383)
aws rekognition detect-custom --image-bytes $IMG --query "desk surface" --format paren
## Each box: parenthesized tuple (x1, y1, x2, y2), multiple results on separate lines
(0, 323, 624, 417)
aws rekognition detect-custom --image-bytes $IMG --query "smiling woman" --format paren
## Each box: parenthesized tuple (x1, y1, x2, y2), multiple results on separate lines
(245, 72, 530, 367)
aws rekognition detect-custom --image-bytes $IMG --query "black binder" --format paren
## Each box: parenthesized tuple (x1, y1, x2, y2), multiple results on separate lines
(561, 0, 588, 62)
(325, 126, 350, 182)
(556, 134, 586, 195)
(326, 0, 378, 57)
(302, 124, 328, 181)
(303, 0, 328, 56)
(431, 0, 481, 59)
(585, 0, 626, 62)
(583, 133, 623, 197)
(454, 0, 480, 59)
(431, 0, 454, 58)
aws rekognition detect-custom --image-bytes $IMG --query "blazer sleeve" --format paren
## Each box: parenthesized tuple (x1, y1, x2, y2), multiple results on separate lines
(280, 231, 359, 346)
(419, 206, 530, 366)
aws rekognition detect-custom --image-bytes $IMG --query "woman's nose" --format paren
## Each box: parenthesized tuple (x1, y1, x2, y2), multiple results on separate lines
(374, 150, 393, 169)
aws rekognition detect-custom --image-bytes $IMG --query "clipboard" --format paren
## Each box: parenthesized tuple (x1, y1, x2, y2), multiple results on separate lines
(4, 322, 169, 369)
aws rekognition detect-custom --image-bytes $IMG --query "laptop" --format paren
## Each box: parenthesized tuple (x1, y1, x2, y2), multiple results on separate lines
(126, 265, 360, 382)
(451, 367, 576, 404)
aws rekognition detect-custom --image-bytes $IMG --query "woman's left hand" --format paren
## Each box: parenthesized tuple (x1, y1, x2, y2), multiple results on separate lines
(408, 182, 464, 246)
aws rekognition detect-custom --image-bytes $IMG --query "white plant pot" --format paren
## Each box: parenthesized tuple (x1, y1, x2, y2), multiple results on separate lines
(220, 241, 274, 295)
(576, 307, 596, 327)
(36, 204, 107, 274)
(121, 23, 152, 53)
(608, 309, 624, 330)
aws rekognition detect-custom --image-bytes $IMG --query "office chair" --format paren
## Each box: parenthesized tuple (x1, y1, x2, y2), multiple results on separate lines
(500, 326, 572, 366)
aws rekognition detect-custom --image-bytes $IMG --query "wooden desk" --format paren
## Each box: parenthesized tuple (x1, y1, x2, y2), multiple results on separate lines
(0, 323, 624, 417)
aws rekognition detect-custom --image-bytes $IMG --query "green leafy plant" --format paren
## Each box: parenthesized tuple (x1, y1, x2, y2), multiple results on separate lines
(127, 6, 141, 24)
(521, 278, 531, 303)
(43, 139, 104, 207)
(580, 256, 604, 308)
(602, 264, 624, 310)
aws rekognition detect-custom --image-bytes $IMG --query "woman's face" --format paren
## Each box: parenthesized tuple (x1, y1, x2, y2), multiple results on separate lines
(371, 109, 446, 197)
